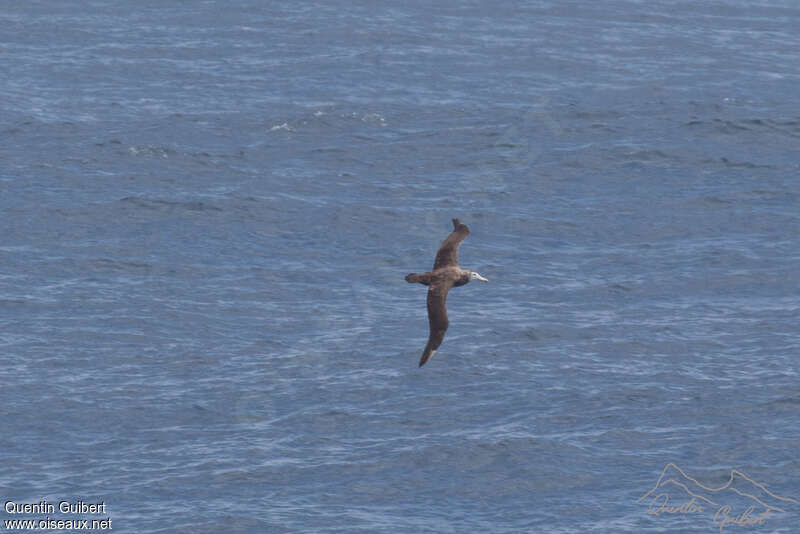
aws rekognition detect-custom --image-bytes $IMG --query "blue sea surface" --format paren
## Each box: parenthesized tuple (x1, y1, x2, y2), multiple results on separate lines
(2, 1, 799, 532)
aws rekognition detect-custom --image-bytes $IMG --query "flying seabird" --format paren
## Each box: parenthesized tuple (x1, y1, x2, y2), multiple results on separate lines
(405, 218, 488, 367)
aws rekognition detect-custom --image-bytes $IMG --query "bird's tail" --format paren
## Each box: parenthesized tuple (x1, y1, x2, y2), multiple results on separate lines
(405, 273, 431, 285)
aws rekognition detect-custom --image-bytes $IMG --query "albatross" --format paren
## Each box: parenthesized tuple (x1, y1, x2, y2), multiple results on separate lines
(405, 218, 488, 367)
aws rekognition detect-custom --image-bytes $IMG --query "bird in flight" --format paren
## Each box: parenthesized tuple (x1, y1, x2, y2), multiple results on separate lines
(405, 219, 488, 366)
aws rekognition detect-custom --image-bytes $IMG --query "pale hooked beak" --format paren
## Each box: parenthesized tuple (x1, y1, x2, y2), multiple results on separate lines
(474, 273, 489, 282)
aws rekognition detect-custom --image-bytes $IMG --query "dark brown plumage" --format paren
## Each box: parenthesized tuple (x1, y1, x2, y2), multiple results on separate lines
(405, 219, 488, 367)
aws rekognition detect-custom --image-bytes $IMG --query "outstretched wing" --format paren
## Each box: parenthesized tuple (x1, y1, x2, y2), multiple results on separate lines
(419, 280, 453, 367)
(432, 218, 470, 270)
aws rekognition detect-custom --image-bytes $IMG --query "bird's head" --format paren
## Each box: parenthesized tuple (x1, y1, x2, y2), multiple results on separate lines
(469, 271, 489, 283)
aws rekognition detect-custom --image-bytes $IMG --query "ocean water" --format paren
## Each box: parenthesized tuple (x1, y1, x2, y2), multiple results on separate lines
(2, 1, 799, 532)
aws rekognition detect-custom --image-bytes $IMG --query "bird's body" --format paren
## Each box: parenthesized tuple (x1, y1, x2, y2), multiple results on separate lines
(405, 219, 488, 366)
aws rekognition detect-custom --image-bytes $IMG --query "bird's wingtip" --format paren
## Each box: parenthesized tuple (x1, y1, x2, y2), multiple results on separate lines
(418, 349, 435, 367)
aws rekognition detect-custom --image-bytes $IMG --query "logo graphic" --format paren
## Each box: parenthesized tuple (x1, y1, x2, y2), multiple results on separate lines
(638, 463, 797, 531)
